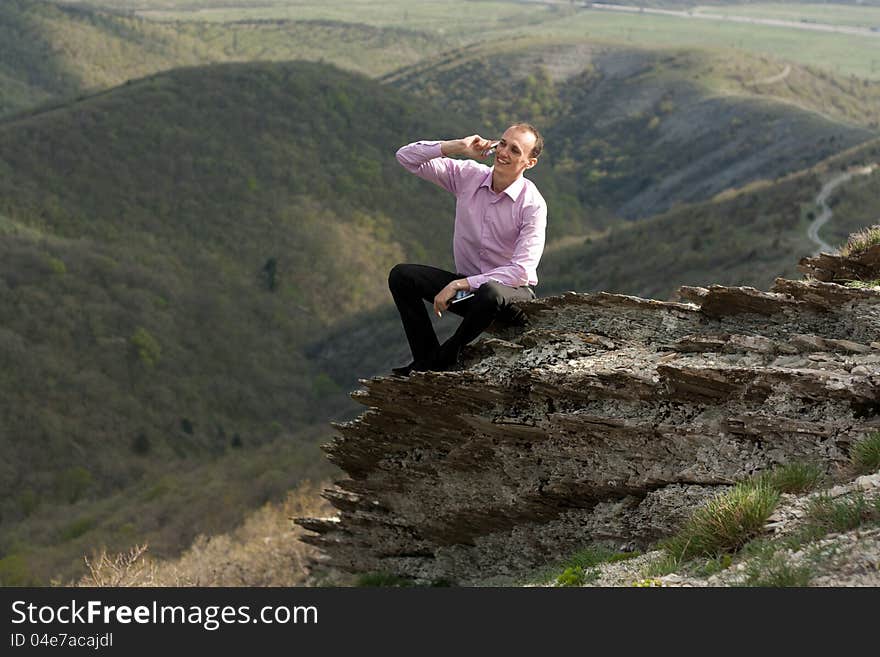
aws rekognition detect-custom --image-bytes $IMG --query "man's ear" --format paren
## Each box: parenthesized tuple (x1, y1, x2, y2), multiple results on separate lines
(526, 157, 538, 169)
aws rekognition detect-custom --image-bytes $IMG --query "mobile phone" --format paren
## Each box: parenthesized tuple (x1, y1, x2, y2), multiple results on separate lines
(450, 290, 475, 304)
(483, 141, 500, 157)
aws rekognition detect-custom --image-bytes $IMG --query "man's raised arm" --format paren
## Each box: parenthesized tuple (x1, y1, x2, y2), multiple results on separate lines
(396, 136, 496, 193)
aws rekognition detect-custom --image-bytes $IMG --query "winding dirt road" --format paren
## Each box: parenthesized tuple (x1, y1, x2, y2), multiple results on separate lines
(808, 165, 876, 255)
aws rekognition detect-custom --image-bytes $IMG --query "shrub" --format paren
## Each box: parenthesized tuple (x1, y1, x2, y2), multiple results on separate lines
(132, 433, 151, 455)
(555, 566, 586, 587)
(0, 554, 37, 586)
(838, 224, 880, 257)
(59, 516, 96, 542)
(54, 466, 94, 504)
(129, 328, 161, 368)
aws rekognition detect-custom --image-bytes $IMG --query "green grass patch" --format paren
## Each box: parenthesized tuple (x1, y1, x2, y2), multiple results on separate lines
(662, 480, 780, 561)
(845, 279, 880, 289)
(741, 550, 813, 587)
(851, 432, 880, 474)
(695, 553, 734, 577)
(529, 544, 640, 586)
(805, 493, 871, 534)
(759, 462, 826, 494)
(550, 545, 640, 586)
(641, 551, 684, 579)
(562, 545, 641, 570)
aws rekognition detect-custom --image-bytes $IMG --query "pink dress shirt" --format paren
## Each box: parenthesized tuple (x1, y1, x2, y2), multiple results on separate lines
(396, 141, 547, 290)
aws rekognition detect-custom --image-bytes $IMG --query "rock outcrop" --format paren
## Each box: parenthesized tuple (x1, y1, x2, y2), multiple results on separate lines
(297, 253, 880, 585)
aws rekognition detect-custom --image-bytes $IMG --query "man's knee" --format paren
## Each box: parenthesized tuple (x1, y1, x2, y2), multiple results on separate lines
(474, 281, 506, 310)
(388, 263, 411, 293)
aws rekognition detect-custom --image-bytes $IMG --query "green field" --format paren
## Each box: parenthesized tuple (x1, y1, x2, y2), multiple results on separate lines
(126, 1, 880, 80)
(694, 3, 880, 29)
(33, 1, 880, 81)
(137, 0, 563, 35)
(539, 10, 880, 80)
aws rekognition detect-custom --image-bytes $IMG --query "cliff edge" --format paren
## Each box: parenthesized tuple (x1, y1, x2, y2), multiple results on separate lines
(297, 247, 880, 585)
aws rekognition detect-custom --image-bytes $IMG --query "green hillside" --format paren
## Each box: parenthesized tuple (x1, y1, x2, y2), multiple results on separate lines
(0, 0, 455, 118)
(3, 7, 879, 583)
(539, 137, 880, 300)
(824, 174, 880, 248)
(807, 142, 880, 249)
(0, 60, 468, 583)
(0, 0, 215, 116)
(388, 40, 877, 228)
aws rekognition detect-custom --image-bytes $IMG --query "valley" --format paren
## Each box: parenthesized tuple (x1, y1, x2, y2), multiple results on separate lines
(1, 0, 879, 584)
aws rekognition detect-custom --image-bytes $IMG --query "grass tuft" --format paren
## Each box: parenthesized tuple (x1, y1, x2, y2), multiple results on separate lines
(838, 224, 880, 257)
(844, 279, 880, 289)
(759, 462, 825, 494)
(641, 551, 683, 578)
(804, 493, 869, 534)
(536, 544, 640, 586)
(695, 553, 733, 577)
(851, 432, 880, 474)
(741, 551, 813, 587)
(561, 545, 641, 570)
(662, 480, 780, 561)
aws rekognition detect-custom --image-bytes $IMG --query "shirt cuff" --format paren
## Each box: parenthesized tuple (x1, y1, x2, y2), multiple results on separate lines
(466, 274, 487, 290)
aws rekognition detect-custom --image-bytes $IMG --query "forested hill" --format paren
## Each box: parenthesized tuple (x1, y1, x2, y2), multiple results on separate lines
(0, 60, 468, 582)
(0, 0, 216, 117)
(388, 40, 879, 226)
(0, 0, 453, 119)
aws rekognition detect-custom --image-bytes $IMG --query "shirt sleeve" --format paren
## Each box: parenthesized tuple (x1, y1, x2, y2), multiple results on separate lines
(466, 201, 547, 290)
(395, 141, 460, 194)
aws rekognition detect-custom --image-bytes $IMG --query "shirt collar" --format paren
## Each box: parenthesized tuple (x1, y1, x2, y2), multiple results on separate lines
(481, 169, 525, 201)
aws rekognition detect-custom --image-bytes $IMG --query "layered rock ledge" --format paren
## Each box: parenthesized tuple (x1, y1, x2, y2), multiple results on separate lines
(297, 263, 880, 585)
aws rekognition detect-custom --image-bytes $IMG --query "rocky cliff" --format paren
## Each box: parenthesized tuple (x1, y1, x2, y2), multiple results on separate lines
(297, 247, 880, 585)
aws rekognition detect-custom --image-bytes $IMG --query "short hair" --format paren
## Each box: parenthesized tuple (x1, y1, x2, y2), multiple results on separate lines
(509, 122, 544, 159)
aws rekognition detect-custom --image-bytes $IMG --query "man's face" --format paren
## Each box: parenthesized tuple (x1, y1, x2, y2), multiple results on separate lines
(493, 127, 538, 178)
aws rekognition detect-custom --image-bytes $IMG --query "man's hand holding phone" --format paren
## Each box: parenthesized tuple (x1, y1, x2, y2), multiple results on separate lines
(433, 279, 472, 317)
(442, 136, 498, 161)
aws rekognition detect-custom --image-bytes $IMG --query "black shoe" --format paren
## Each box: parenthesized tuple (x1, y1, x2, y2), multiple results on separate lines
(391, 357, 434, 377)
(433, 342, 460, 371)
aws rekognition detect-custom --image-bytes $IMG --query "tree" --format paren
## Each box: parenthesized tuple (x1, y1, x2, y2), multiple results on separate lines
(129, 328, 160, 368)
(261, 257, 278, 292)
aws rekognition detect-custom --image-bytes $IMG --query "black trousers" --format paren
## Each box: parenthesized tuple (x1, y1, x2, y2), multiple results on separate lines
(388, 263, 535, 365)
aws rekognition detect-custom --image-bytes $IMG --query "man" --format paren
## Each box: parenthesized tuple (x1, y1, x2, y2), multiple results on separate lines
(389, 123, 547, 376)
